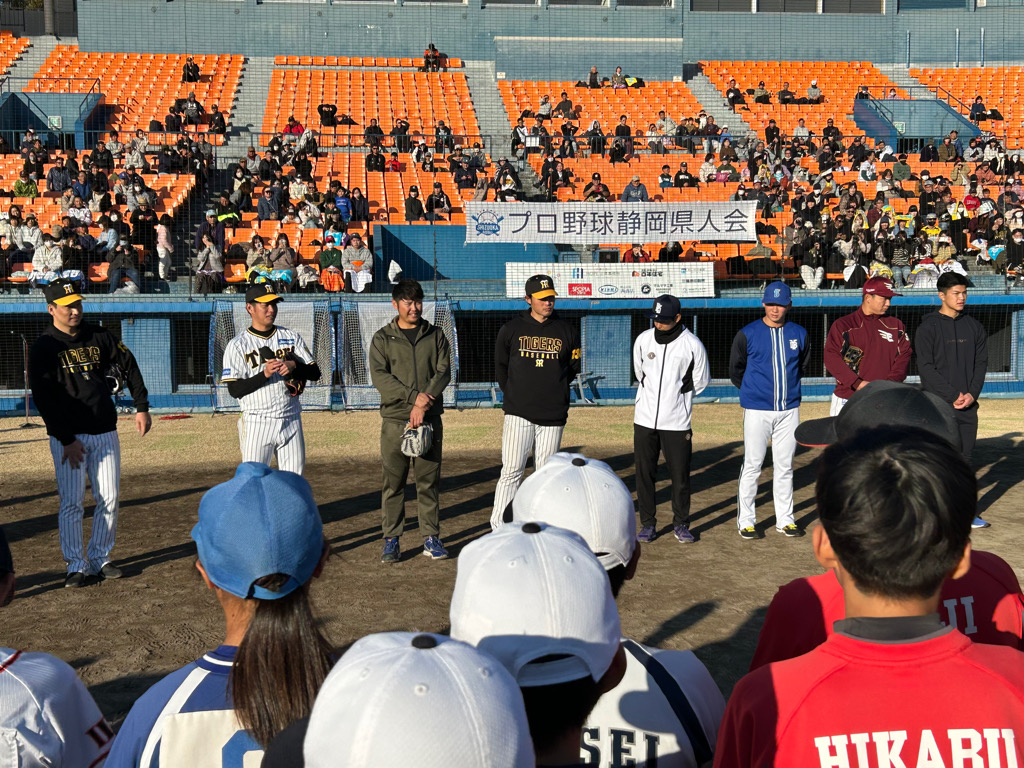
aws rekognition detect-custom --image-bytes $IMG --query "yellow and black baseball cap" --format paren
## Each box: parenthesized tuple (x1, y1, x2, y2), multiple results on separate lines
(43, 279, 84, 306)
(245, 283, 283, 304)
(525, 274, 557, 300)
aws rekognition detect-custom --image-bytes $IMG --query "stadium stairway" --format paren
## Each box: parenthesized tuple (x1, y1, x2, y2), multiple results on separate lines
(875, 65, 936, 100)
(5, 35, 61, 85)
(216, 56, 275, 169)
(685, 72, 757, 144)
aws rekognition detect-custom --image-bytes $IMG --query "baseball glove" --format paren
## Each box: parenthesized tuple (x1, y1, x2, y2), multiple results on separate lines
(401, 423, 433, 458)
(285, 379, 306, 397)
(105, 363, 127, 395)
(840, 333, 864, 374)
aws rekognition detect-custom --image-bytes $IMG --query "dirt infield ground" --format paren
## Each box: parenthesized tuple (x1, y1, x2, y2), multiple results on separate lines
(1, 402, 1022, 728)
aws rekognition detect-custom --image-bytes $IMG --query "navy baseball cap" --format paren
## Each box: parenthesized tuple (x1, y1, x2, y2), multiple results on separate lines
(795, 382, 960, 449)
(192, 463, 324, 600)
(647, 294, 681, 321)
(762, 281, 792, 305)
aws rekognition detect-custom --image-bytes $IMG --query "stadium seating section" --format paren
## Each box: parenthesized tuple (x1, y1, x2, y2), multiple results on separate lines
(909, 67, 1022, 145)
(262, 69, 479, 146)
(0, 31, 30, 77)
(26, 46, 244, 145)
(701, 61, 908, 142)
(499, 80, 705, 138)
(273, 55, 462, 69)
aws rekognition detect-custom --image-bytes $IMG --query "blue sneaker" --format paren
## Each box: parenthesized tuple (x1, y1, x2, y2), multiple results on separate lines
(972, 517, 991, 529)
(636, 525, 657, 543)
(673, 524, 695, 543)
(381, 537, 400, 564)
(422, 535, 449, 560)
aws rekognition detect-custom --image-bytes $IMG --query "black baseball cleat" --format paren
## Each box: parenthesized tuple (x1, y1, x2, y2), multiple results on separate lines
(99, 563, 123, 580)
(64, 572, 87, 588)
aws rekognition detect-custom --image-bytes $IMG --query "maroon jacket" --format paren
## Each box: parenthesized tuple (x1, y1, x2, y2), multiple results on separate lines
(824, 308, 911, 398)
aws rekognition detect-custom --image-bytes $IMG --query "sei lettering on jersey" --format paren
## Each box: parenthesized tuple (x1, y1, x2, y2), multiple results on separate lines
(581, 727, 661, 767)
(813, 728, 1018, 768)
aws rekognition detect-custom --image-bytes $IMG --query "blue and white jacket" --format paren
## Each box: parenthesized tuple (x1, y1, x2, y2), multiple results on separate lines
(729, 319, 808, 411)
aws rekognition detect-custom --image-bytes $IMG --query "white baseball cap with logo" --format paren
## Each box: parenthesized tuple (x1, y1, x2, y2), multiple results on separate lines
(304, 632, 534, 768)
(512, 452, 636, 570)
(450, 521, 622, 687)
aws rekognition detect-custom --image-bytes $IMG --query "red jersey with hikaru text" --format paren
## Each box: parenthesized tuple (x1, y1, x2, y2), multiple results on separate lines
(749, 550, 1024, 671)
(715, 629, 1024, 768)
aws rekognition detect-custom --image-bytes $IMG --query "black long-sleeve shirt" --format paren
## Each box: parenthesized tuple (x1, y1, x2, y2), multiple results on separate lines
(915, 311, 988, 404)
(495, 311, 581, 426)
(29, 322, 149, 445)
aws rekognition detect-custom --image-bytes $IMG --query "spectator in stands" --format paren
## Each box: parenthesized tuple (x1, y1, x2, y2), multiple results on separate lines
(674, 161, 698, 188)
(558, 120, 579, 159)
(962, 138, 981, 163)
(131, 200, 159, 253)
(701, 114, 721, 154)
(467, 141, 486, 169)
(622, 243, 651, 262)
(365, 145, 385, 173)
(384, 152, 400, 173)
(752, 80, 771, 104)
(821, 117, 841, 150)
(620, 174, 649, 203)
(181, 55, 201, 83)
(494, 158, 522, 202)
(153, 213, 174, 281)
(535, 94, 552, 123)
(208, 104, 227, 135)
(725, 78, 745, 111)
(658, 164, 673, 189)
(257, 188, 280, 223)
(454, 160, 477, 190)
(920, 139, 939, 163)
(181, 92, 206, 127)
(30, 232, 64, 285)
(108, 236, 141, 292)
(807, 79, 823, 104)
(387, 115, 410, 154)
(435, 120, 455, 154)
(191, 231, 222, 291)
(611, 66, 627, 90)
(546, 161, 573, 199)
(614, 114, 632, 156)
(654, 110, 676, 142)
(969, 95, 989, 123)
(588, 65, 601, 89)
(404, 186, 426, 222)
(89, 141, 113, 175)
(268, 233, 297, 286)
(349, 187, 370, 223)
(854, 85, 871, 100)
(554, 91, 575, 120)
(511, 116, 528, 157)
(645, 123, 665, 155)
(584, 119, 605, 157)
(447, 147, 467, 172)
(335, 188, 353, 223)
(67, 195, 92, 226)
(45, 156, 72, 196)
(764, 119, 781, 153)
(22, 150, 43, 181)
(699, 152, 717, 183)
(937, 136, 957, 163)
(423, 43, 441, 72)
(18, 128, 35, 154)
(425, 182, 452, 221)
(583, 172, 609, 202)
(282, 115, 304, 136)
(342, 232, 372, 292)
(778, 81, 795, 105)
(364, 118, 385, 149)
(163, 104, 182, 133)
(13, 171, 37, 199)
(195, 209, 225, 256)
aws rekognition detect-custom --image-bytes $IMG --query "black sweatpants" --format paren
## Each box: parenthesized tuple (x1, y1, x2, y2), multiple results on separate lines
(634, 423, 693, 528)
(954, 405, 979, 462)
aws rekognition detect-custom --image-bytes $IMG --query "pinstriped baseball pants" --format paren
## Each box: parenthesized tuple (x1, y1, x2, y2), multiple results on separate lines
(490, 414, 564, 530)
(238, 414, 305, 475)
(49, 431, 120, 575)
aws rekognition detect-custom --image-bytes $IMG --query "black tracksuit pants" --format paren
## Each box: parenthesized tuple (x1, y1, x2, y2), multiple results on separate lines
(634, 424, 693, 528)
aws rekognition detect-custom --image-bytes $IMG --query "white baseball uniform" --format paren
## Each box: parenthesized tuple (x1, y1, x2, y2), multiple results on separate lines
(491, 415, 563, 529)
(582, 639, 725, 767)
(221, 326, 314, 475)
(0, 646, 114, 767)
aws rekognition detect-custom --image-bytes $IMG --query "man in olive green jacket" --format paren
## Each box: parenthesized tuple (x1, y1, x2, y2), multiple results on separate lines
(369, 278, 452, 564)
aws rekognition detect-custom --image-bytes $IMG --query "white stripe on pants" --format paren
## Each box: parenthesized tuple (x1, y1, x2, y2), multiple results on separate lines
(830, 394, 848, 416)
(238, 414, 306, 475)
(50, 431, 121, 575)
(490, 414, 564, 530)
(737, 408, 798, 531)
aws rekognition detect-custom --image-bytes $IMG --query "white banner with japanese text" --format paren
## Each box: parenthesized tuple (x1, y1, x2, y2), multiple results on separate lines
(466, 201, 757, 244)
(506, 262, 715, 299)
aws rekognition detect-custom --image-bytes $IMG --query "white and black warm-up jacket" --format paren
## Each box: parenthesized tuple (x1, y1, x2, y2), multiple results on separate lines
(632, 324, 710, 432)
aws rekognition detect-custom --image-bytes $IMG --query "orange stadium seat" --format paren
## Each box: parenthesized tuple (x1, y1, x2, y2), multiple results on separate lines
(25, 46, 245, 145)
(910, 67, 1023, 145)
(700, 61, 909, 145)
(0, 32, 30, 77)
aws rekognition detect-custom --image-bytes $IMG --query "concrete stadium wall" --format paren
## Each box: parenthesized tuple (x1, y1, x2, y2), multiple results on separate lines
(75, 0, 1024, 75)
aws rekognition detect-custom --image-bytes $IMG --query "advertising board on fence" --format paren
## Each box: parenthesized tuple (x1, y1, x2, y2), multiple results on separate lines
(506, 262, 715, 299)
(466, 201, 758, 245)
